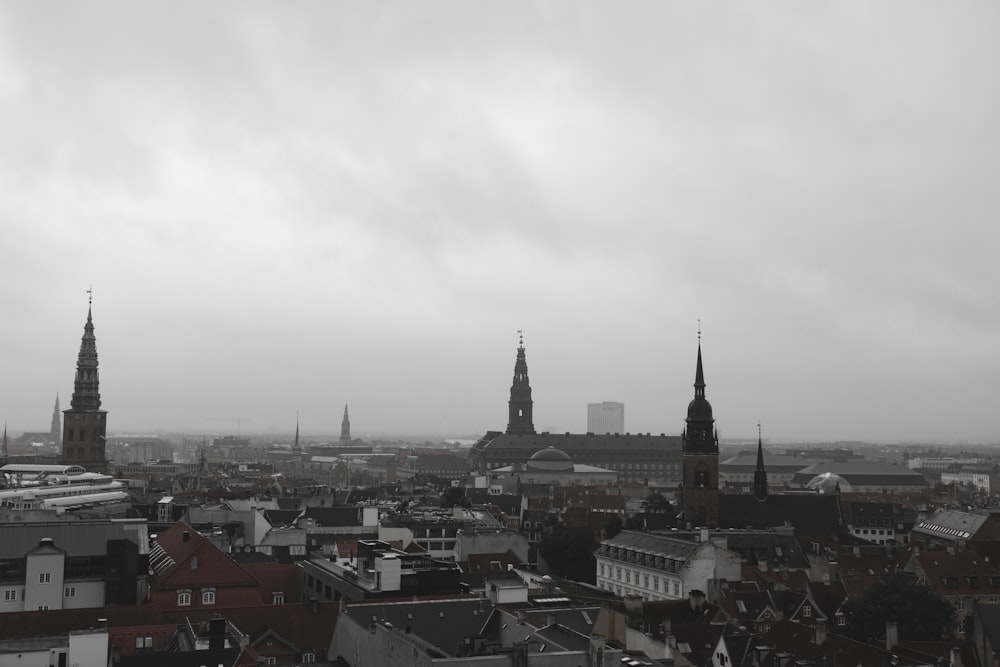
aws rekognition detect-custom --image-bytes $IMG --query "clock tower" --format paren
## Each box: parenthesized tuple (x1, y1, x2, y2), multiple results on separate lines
(681, 335, 719, 527)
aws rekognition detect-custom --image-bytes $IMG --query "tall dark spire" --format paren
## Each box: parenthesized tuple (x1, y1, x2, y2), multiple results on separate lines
(62, 293, 109, 473)
(506, 331, 535, 435)
(70, 304, 101, 411)
(340, 404, 351, 443)
(681, 328, 720, 528)
(293, 413, 301, 451)
(50, 393, 61, 446)
(683, 337, 717, 453)
(2, 420, 7, 457)
(753, 422, 768, 501)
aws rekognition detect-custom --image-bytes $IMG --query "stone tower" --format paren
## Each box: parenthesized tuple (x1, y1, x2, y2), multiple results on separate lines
(50, 393, 61, 448)
(506, 332, 535, 435)
(340, 405, 351, 443)
(681, 336, 719, 527)
(62, 299, 108, 473)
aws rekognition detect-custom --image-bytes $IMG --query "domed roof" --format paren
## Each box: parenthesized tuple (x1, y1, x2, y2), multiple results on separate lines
(526, 446, 574, 472)
(806, 472, 853, 494)
(529, 447, 572, 461)
(686, 397, 714, 421)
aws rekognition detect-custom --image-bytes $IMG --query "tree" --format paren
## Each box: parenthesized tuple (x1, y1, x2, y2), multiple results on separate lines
(645, 492, 672, 514)
(842, 572, 956, 644)
(440, 486, 471, 509)
(538, 524, 598, 583)
(604, 515, 623, 540)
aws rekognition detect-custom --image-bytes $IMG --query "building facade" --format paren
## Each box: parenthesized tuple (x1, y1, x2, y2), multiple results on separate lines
(587, 402, 624, 435)
(594, 529, 741, 601)
(470, 339, 682, 486)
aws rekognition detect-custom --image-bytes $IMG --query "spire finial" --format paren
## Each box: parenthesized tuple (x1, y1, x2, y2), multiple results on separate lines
(87, 285, 93, 305)
(697, 319, 701, 343)
(517, 329, 524, 347)
(758, 421, 762, 440)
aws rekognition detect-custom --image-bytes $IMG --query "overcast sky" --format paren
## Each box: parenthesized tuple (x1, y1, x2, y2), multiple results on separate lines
(2, 2, 998, 444)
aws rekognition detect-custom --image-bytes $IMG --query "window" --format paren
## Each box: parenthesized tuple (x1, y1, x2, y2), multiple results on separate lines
(272, 592, 285, 605)
(39, 573, 51, 584)
(135, 636, 153, 649)
(836, 614, 846, 626)
(3, 590, 16, 601)
(65, 587, 76, 598)
(38, 605, 49, 611)
(802, 605, 811, 618)
(177, 591, 191, 606)
(302, 653, 316, 663)
(202, 590, 215, 605)
(265, 658, 276, 665)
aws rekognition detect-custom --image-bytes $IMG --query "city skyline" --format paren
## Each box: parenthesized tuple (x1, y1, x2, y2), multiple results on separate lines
(2, 3, 999, 444)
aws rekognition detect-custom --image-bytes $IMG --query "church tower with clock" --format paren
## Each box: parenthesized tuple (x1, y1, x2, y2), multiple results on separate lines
(62, 294, 109, 474)
(681, 334, 720, 527)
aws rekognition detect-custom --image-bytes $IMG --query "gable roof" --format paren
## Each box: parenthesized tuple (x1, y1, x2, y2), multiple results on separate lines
(152, 521, 260, 590)
(342, 597, 492, 657)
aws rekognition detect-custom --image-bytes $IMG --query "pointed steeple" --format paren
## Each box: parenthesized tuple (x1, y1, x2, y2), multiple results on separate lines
(340, 404, 351, 443)
(753, 422, 768, 501)
(2, 420, 7, 457)
(506, 331, 535, 435)
(683, 332, 717, 453)
(50, 393, 61, 446)
(70, 302, 101, 411)
(62, 291, 109, 473)
(293, 413, 301, 451)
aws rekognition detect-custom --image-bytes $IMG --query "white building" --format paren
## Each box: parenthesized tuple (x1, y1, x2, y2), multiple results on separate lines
(594, 529, 742, 601)
(587, 402, 624, 435)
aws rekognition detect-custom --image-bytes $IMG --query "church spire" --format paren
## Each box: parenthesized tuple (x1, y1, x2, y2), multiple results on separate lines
(340, 404, 351, 443)
(294, 413, 300, 450)
(70, 301, 101, 411)
(2, 420, 7, 457)
(62, 291, 109, 473)
(50, 393, 61, 447)
(753, 422, 768, 501)
(506, 331, 535, 435)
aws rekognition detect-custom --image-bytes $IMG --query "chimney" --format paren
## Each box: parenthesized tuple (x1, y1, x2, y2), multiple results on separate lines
(689, 590, 706, 611)
(624, 595, 643, 617)
(950, 645, 963, 667)
(814, 618, 827, 646)
(885, 621, 899, 651)
(699, 527, 709, 543)
(208, 617, 226, 650)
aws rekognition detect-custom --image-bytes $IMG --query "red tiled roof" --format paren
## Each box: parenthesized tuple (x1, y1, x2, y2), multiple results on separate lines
(242, 562, 303, 604)
(154, 521, 260, 590)
(161, 601, 339, 655)
(914, 548, 1000, 597)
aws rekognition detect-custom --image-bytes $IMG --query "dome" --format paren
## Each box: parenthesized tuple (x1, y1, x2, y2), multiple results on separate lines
(806, 472, 853, 494)
(526, 446, 574, 472)
(686, 398, 714, 421)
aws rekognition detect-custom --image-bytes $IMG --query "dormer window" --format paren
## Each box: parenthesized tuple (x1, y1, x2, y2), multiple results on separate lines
(802, 605, 812, 618)
(177, 590, 191, 606)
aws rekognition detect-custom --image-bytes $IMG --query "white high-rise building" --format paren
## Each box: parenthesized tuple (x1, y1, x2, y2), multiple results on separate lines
(588, 401, 624, 435)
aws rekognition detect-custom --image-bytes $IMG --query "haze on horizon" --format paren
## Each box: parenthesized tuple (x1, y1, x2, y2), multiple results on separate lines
(1, 3, 999, 446)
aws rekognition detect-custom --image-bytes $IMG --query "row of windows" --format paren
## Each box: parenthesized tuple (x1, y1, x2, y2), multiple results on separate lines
(598, 562, 681, 596)
(177, 589, 215, 606)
